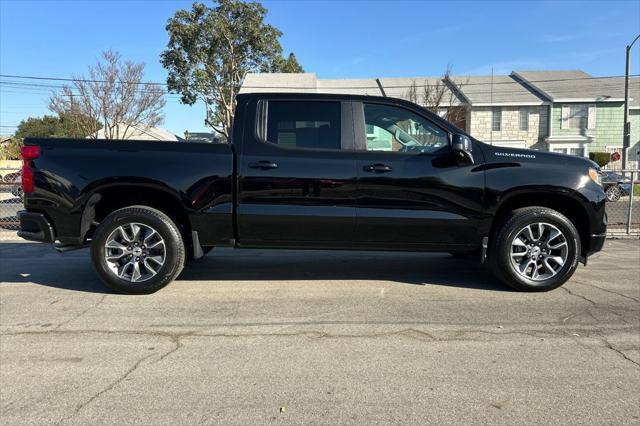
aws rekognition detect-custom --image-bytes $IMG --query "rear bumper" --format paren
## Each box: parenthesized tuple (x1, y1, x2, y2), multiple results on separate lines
(17, 211, 55, 243)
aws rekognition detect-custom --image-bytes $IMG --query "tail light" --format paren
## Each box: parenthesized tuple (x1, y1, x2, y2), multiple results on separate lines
(21, 145, 40, 194)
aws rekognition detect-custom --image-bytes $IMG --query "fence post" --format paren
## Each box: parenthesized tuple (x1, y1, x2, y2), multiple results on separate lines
(626, 170, 635, 235)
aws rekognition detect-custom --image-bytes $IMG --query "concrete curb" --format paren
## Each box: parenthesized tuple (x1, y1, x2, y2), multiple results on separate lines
(606, 233, 640, 239)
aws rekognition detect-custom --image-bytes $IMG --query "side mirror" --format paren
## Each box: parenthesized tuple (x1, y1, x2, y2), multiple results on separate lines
(451, 134, 474, 165)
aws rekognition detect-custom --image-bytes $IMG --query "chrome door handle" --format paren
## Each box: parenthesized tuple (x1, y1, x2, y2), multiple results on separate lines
(248, 160, 279, 170)
(363, 163, 392, 173)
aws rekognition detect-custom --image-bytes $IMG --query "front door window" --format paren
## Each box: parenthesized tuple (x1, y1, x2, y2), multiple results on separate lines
(362, 103, 449, 154)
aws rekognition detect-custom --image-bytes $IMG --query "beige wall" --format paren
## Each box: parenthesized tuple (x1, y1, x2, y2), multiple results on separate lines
(0, 160, 21, 169)
(468, 106, 548, 148)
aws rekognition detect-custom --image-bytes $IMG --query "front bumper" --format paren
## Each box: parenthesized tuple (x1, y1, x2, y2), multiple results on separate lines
(619, 183, 632, 196)
(588, 232, 606, 255)
(17, 211, 55, 243)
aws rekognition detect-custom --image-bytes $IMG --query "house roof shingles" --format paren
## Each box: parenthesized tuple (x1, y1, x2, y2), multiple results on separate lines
(449, 75, 545, 106)
(513, 70, 626, 102)
(240, 73, 461, 105)
(89, 124, 181, 141)
(240, 71, 638, 107)
(377, 77, 461, 107)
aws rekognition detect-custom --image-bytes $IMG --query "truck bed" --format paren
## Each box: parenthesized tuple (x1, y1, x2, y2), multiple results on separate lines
(23, 138, 234, 246)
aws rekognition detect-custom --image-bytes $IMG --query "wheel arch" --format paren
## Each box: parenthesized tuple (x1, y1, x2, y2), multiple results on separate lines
(80, 183, 191, 246)
(490, 190, 590, 256)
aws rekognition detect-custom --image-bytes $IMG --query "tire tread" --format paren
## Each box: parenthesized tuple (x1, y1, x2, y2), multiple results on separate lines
(489, 206, 581, 292)
(90, 205, 185, 294)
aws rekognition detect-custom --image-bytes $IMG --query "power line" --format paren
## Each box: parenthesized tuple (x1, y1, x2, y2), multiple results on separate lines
(0, 84, 186, 102)
(0, 74, 170, 86)
(0, 84, 634, 101)
(0, 72, 638, 90)
(0, 81, 183, 98)
(1, 81, 630, 99)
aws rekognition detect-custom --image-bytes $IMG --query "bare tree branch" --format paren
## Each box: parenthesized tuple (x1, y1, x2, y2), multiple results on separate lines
(404, 66, 469, 131)
(49, 50, 166, 140)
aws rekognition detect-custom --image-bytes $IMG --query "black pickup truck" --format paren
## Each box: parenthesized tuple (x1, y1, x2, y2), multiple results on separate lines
(17, 93, 607, 294)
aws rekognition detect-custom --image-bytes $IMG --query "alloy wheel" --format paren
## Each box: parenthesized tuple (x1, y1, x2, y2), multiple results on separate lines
(606, 185, 621, 202)
(104, 223, 166, 282)
(509, 222, 568, 282)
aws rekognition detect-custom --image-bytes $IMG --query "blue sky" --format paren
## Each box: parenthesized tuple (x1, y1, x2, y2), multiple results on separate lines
(1, 0, 639, 136)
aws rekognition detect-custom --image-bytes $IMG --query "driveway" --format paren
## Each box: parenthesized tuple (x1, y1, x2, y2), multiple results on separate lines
(1, 241, 639, 424)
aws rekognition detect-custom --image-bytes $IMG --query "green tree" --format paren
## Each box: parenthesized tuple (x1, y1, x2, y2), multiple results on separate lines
(161, 0, 304, 139)
(14, 115, 65, 139)
(273, 53, 304, 73)
(13, 114, 100, 139)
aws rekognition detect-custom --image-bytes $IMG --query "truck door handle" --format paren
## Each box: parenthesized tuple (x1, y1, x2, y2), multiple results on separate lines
(248, 160, 279, 170)
(363, 163, 392, 173)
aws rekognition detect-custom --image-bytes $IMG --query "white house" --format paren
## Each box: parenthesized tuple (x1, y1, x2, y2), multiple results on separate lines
(89, 123, 181, 141)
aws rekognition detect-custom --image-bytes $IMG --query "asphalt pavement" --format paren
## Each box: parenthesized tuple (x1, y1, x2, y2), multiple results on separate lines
(1, 240, 639, 425)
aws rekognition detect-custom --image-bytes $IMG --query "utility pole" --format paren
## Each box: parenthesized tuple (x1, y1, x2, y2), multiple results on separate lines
(622, 34, 640, 170)
(490, 67, 494, 145)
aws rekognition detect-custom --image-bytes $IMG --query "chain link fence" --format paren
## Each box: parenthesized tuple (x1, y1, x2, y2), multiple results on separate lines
(602, 169, 639, 236)
(0, 166, 638, 241)
(0, 166, 22, 240)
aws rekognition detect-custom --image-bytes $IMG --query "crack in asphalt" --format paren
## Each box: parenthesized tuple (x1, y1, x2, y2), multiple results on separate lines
(599, 337, 640, 369)
(154, 331, 197, 363)
(55, 353, 155, 425)
(53, 295, 107, 331)
(2, 324, 636, 344)
(559, 305, 634, 326)
(575, 282, 640, 304)
(560, 309, 591, 324)
(561, 286, 597, 305)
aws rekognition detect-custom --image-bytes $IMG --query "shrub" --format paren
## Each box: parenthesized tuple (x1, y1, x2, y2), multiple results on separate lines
(0, 138, 23, 161)
(589, 152, 611, 167)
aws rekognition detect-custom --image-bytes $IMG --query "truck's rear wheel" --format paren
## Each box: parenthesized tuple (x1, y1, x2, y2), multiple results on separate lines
(90, 206, 185, 294)
(490, 207, 581, 292)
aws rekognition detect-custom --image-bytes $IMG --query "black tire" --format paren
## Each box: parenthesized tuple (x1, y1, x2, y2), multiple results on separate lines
(90, 206, 185, 294)
(490, 207, 581, 292)
(605, 185, 621, 202)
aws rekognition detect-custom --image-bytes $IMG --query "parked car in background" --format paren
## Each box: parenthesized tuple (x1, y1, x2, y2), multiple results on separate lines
(601, 171, 632, 202)
(11, 171, 23, 199)
(2, 171, 20, 183)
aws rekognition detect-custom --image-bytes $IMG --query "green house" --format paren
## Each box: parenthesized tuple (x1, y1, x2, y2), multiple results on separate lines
(513, 71, 638, 168)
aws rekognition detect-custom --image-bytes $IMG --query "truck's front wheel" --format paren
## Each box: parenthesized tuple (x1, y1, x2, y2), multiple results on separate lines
(490, 207, 581, 292)
(90, 206, 185, 294)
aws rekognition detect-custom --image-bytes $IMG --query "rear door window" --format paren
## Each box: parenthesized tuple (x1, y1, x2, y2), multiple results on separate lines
(265, 101, 341, 150)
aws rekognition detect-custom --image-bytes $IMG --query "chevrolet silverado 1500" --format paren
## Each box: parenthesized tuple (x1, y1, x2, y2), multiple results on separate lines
(17, 93, 607, 293)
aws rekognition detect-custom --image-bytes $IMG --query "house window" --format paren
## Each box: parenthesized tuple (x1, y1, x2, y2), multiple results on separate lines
(519, 107, 529, 131)
(549, 144, 587, 157)
(568, 104, 588, 129)
(492, 108, 502, 131)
